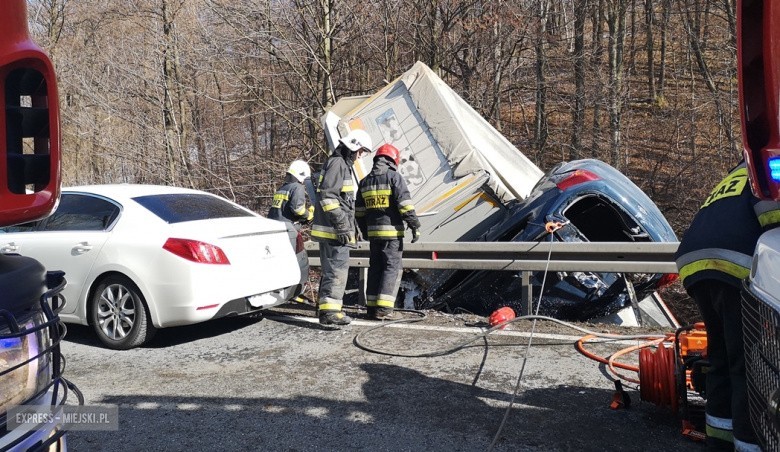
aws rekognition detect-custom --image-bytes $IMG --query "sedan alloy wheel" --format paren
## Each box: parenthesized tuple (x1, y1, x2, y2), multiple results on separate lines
(96, 283, 136, 340)
(90, 275, 156, 349)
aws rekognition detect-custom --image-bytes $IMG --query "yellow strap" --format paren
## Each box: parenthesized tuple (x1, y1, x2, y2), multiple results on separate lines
(319, 303, 343, 311)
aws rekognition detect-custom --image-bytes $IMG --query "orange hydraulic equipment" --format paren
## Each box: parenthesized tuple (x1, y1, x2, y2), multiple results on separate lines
(576, 323, 709, 442)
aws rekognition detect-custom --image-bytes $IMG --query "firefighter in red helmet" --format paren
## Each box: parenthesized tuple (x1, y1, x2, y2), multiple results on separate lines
(356, 143, 421, 320)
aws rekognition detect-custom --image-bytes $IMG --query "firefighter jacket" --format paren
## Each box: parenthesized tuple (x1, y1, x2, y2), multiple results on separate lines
(355, 158, 421, 239)
(675, 163, 780, 290)
(267, 176, 310, 224)
(311, 146, 358, 243)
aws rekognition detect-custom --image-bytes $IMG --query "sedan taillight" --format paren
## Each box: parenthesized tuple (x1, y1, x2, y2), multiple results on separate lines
(655, 273, 679, 289)
(295, 231, 304, 254)
(163, 238, 230, 265)
(555, 170, 601, 191)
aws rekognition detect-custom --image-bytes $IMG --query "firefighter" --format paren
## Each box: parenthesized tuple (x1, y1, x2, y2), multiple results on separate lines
(311, 129, 373, 326)
(355, 143, 421, 320)
(675, 162, 780, 451)
(268, 160, 314, 226)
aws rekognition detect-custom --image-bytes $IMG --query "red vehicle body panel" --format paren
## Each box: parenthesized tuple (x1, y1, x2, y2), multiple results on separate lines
(0, 0, 61, 227)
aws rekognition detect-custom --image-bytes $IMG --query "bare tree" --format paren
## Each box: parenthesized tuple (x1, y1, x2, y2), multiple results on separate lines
(571, 0, 587, 159)
(605, 0, 628, 169)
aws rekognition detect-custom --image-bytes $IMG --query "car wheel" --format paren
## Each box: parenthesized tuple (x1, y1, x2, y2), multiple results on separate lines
(90, 275, 156, 350)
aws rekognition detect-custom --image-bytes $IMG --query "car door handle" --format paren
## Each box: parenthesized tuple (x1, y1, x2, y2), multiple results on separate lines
(73, 242, 93, 254)
(1, 242, 19, 253)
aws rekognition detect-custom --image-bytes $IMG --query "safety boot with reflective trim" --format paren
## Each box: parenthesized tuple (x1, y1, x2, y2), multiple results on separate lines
(319, 311, 352, 326)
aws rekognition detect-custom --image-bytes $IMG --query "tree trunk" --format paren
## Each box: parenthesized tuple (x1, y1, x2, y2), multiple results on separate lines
(590, 0, 605, 155)
(572, 0, 587, 159)
(534, 0, 550, 166)
(606, 0, 627, 169)
(645, 0, 656, 101)
(319, 0, 335, 109)
(161, 0, 192, 187)
(658, 0, 671, 95)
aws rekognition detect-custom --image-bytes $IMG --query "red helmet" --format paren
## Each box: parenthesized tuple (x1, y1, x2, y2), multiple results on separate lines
(374, 144, 400, 165)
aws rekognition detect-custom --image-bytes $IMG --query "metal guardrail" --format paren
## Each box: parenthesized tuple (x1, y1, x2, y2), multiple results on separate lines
(305, 241, 680, 273)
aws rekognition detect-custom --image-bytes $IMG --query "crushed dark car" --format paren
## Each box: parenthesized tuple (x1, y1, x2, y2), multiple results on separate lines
(416, 159, 679, 323)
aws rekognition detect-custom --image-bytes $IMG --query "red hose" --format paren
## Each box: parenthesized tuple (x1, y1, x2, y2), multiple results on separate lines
(576, 334, 679, 411)
(639, 344, 678, 412)
(575, 334, 639, 372)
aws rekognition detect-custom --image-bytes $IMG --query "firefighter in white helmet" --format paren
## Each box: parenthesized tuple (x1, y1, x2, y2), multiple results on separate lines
(311, 129, 373, 326)
(268, 160, 313, 227)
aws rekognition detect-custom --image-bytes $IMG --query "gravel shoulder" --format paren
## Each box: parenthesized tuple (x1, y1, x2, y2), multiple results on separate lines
(61, 303, 704, 451)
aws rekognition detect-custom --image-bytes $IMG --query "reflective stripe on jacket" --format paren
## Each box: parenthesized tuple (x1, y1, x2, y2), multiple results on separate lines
(311, 147, 357, 243)
(356, 158, 420, 240)
(675, 164, 780, 289)
(267, 180, 308, 223)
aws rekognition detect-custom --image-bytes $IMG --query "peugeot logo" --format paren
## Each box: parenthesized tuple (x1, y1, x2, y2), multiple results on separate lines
(265, 245, 271, 255)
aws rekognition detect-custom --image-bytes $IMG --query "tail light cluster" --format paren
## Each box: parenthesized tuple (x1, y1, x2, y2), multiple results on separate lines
(163, 238, 230, 265)
(295, 231, 304, 254)
(555, 169, 601, 191)
(655, 273, 679, 289)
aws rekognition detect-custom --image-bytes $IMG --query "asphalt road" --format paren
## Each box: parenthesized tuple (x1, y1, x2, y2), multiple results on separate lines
(60, 306, 706, 451)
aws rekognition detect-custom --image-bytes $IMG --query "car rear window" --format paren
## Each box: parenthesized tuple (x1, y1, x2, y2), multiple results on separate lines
(133, 193, 254, 223)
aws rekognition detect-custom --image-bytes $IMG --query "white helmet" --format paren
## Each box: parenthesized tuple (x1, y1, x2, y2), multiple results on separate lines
(287, 160, 311, 183)
(339, 129, 373, 153)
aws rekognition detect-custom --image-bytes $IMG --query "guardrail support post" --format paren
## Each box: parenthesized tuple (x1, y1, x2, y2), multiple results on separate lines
(358, 267, 368, 307)
(521, 271, 532, 316)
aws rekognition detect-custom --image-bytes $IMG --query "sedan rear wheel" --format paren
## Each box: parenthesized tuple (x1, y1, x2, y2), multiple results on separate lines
(90, 275, 156, 349)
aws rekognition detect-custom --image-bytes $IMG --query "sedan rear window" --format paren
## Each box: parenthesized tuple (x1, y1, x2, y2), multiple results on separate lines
(133, 194, 253, 224)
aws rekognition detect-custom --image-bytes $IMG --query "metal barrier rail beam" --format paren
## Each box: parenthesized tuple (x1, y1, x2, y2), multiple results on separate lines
(305, 241, 680, 273)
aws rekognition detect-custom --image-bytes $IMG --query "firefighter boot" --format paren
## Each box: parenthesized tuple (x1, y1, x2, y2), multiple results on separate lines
(372, 307, 396, 320)
(319, 311, 352, 326)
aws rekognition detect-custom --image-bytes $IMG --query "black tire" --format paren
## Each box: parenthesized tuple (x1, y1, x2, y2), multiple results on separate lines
(90, 274, 156, 349)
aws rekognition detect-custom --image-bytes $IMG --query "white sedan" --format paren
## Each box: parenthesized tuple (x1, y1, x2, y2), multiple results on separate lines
(0, 184, 307, 349)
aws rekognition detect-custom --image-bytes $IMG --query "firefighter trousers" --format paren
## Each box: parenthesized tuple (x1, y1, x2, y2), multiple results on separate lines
(366, 239, 403, 310)
(317, 241, 350, 313)
(688, 280, 758, 450)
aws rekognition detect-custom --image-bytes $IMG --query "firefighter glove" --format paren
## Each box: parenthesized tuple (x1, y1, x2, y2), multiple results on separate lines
(306, 205, 314, 222)
(337, 231, 355, 246)
(410, 227, 421, 243)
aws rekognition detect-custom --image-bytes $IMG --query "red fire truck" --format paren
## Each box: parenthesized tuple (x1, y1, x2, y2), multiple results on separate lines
(738, 0, 780, 450)
(0, 1, 81, 450)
